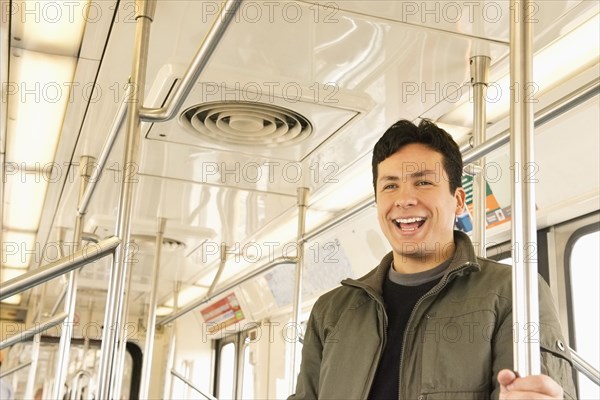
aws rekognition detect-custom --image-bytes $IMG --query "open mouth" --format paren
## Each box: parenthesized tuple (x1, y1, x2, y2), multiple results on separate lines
(393, 217, 426, 232)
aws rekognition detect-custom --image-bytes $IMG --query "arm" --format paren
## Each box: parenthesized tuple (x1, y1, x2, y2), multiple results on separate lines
(288, 309, 323, 400)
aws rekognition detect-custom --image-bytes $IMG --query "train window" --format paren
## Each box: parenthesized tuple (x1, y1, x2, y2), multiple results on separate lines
(214, 329, 259, 399)
(217, 342, 236, 399)
(240, 340, 255, 399)
(567, 229, 600, 399)
(0, 337, 141, 399)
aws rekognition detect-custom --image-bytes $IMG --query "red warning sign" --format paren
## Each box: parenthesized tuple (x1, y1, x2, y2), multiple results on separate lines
(200, 293, 245, 333)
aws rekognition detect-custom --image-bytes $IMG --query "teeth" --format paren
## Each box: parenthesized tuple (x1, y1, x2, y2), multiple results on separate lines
(395, 217, 425, 224)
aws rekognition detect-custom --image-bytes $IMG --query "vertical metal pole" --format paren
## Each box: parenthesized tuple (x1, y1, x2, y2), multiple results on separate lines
(97, 1, 156, 398)
(510, 0, 541, 376)
(470, 56, 491, 257)
(163, 283, 179, 400)
(0, 152, 4, 253)
(112, 261, 134, 397)
(53, 155, 94, 399)
(25, 334, 41, 398)
(25, 278, 47, 398)
(290, 187, 309, 393)
(140, 217, 167, 399)
(208, 244, 228, 297)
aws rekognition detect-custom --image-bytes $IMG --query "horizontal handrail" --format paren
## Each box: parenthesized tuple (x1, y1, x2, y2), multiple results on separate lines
(157, 257, 296, 326)
(303, 197, 374, 243)
(570, 347, 600, 386)
(0, 237, 120, 300)
(462, 80, 599, 165)
(0, 312, 68, 350)
(139, 0, 242, 122)
(0, 360, 32, 378)
(171, 369, 217, 400)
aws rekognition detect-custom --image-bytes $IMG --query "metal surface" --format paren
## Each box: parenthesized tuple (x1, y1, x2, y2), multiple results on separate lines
(163, 283, 180, 400)
(49, 285, 67, 317)
(290, 187, 309, 393)
(0, 361, 32, 379)
(24, 334, 41, 398)
(570, 347, 600, 386)
(462, 80, 600, 165)
(71, 370, 93, 400)
(0, 312, 68, 350)
(157, 257, 297, 326)
(139, 217, 167, 399)
(0, 152, 4, 255)
(53, 155, 93, 400)
(208, 244, 228, 297)
(509, 0, 541, 376)
(0, 237, 121, 300)
(170, 369, 218, 400)
(97, 0, 155, 397)
(463, 131, 510, 165)
(112, 257, 133, 398)
(140, 0, 242, 122)
(303, 197, 375, 243)
(25, 278, 47, 398)
(470, 55, 490, 257)
(78, 86, 130, 216)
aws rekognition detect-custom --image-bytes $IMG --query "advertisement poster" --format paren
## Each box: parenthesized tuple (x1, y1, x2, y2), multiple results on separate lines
(456, 175, 511, 234)
(200, 293, 245, 333)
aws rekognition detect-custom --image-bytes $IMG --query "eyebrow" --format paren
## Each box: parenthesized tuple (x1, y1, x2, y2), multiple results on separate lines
(378, 169, 440, 182)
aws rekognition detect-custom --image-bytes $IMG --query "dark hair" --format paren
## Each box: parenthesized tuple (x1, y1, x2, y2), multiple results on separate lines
(371, 119, 463, 195)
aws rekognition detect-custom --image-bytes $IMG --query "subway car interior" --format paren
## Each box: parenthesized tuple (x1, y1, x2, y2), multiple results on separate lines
(0, 0, 599, 399)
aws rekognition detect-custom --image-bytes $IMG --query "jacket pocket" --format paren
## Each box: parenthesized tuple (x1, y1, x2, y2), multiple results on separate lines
(418, 310, 495, 394)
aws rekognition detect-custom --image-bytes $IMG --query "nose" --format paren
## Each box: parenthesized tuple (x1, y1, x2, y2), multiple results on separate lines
(394, 185, 417, 208)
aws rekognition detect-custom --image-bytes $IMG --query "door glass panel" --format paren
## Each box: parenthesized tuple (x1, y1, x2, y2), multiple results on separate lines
(569, 230, 600, 399)
(218, 343, 236, 399)
(241, 344, 255, 399)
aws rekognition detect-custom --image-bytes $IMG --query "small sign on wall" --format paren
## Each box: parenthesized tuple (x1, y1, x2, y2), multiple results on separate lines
(456, 175, 511, 234)
(200, 293, 245, 333)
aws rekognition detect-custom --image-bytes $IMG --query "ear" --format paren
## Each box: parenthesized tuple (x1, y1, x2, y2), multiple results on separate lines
(454, 187, 466, 215)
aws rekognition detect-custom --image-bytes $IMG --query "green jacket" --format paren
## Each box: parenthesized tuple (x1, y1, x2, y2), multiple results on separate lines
(290, 231, 576, 399)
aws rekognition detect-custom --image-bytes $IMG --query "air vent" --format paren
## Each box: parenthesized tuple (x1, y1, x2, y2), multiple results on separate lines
(180, 101, 313, 147)
(131, 234, 186, 252)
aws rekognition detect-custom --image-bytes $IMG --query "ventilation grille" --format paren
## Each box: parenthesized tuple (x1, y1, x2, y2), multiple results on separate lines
(131, 234, 186, 252)
(180, 101, 313, 147)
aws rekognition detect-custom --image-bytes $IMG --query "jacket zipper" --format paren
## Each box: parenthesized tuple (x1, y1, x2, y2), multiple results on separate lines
(397, 262, 475, 400)
(365, 290, 388, 399)
(342, 281, 388, 399)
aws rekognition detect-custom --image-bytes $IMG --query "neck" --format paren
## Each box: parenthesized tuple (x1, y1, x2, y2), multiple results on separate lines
(392, 242, 456, 274)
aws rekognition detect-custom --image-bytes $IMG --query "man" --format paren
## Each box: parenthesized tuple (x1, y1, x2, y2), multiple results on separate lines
(289, 119, 576, 399)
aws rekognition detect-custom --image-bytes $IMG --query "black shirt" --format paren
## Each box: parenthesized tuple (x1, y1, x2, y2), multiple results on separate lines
(368, 259, 451, 400)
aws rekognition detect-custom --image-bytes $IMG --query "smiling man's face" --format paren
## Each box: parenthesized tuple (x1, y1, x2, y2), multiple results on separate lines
(376, 143, 466, 272)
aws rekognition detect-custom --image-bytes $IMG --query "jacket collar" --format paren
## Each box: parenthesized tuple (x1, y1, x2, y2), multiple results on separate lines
(343, 230, 481, 296)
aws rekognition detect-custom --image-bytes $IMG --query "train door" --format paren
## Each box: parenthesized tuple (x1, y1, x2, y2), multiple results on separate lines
(552, 212, 600, 399)
(486, 211, 600, 398)
(214, 329, 257, 400)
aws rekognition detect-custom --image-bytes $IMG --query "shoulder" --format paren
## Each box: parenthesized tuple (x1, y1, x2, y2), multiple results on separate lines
(313, 282, 367, 315)
(311, 267, 379, 320)
(456, 257, 513, 298)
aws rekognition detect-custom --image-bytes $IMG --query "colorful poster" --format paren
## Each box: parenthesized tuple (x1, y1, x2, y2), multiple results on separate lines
(200, 293, 245, 333)
(456, 175, 511, 234)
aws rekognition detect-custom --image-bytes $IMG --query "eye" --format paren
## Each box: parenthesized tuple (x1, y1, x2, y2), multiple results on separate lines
(416, 180, 432, 186)
(382, 183, 397, 191)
